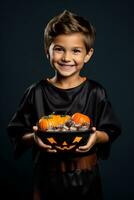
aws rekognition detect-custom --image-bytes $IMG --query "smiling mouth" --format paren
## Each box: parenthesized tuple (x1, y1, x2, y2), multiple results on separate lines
(59, 63, 74, 66)
(58, 63, 75, 70)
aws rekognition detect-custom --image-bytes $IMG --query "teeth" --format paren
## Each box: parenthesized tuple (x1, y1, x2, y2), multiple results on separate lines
(60, 64, 74, 67)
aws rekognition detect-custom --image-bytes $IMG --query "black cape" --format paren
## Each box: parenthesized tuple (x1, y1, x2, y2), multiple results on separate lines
(7, 78, 121, 161)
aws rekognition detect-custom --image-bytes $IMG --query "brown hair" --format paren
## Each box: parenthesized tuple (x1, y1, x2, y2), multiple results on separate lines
(44, 10, 96, 54)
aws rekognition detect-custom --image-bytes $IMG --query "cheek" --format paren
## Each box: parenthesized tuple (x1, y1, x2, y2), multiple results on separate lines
(51, 53, 62, 62)
(75, 55, 85, 63)
(75, 59, 85, 67)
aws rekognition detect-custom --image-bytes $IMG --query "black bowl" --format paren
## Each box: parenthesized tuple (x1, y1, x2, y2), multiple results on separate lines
(37, 129, 92, 151)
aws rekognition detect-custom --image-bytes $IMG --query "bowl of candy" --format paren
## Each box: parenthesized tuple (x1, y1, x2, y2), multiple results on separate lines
(37, 112, 92, 151)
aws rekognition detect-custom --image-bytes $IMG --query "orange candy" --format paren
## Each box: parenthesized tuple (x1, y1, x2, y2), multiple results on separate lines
(71, 112, 90, 125)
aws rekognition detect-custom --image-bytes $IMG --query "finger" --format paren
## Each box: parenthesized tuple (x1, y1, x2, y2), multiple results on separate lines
(76, 135, 96, 152)
(91, 126, 96, 133)
(75, 147, 90, 153)
(36, 137, 52, 149)
(47, 149, 57, 153)
(76, 142, 94, 152)
(33, 126, 38, 132)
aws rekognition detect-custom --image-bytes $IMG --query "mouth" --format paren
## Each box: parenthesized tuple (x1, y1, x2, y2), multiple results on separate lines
(58, 63, 76, 70)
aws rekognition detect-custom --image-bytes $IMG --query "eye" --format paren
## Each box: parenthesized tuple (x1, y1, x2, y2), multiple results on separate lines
(72, 48, 81, 54)
(53, 46, 64, 53)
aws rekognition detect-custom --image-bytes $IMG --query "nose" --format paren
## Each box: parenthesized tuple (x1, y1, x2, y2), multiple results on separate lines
(61, 52, 72, 62)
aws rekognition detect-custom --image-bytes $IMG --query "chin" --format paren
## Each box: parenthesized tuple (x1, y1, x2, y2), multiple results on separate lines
(58, 71, 76, 77)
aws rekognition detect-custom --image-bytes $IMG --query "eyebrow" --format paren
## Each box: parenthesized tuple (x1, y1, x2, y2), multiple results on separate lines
(53, 45, 84, 49)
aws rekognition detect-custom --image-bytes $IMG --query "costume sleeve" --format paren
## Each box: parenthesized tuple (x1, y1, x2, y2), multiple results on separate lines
(94, 86, 122, 160)
(7, 85, 37, 159)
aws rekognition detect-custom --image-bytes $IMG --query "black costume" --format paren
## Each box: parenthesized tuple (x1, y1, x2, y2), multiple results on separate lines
(8, 78, 121, 200)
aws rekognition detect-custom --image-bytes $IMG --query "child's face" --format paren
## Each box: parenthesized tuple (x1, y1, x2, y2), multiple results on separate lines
(47, 33, 93, 78)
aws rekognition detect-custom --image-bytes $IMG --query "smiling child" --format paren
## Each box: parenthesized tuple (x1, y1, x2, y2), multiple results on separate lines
(8, 10, 121, 200)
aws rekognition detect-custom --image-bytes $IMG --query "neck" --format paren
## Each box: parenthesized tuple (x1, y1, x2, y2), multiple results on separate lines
(47, 75, 86, 89)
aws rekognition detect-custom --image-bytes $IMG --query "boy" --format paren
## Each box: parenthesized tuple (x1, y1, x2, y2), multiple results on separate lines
(8, 10, 121, 200)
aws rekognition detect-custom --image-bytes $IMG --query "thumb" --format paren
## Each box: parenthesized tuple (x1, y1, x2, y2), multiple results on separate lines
(91, 126, 96, 133)
(33, 126, 38, 132)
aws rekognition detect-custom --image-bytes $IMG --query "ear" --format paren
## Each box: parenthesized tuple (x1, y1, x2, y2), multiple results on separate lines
(46, 53, 49, 59)
(45, 49, 50, 59)
(84, 48, 94, 63)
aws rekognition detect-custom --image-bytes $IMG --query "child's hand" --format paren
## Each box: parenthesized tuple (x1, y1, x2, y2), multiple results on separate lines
(75, 127, 98, 153)
(33, 126, 57, 153)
